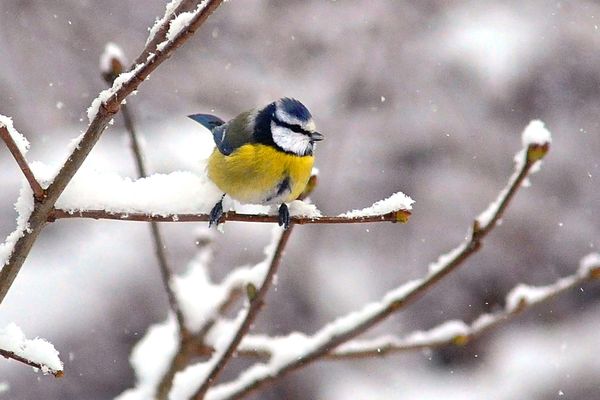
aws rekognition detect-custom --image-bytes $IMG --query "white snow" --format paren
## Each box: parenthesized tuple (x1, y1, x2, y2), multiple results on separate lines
(0, 114, 30, 155)
(0, 323, 63, 374)
(334, 320, 469, 355)
(146, 0, 183, 46)
(339, 192, 414, 218)
(0, 185, 34, 266)
(288, 200, 322, 218)
(28, 161, 324, 219)
(100, 42, 127, 74)
(200, 278, 425, 400)
(87, 63, 144, 123)
(505, 274, 579, 313)
(521, 119, 552, 147)
(114, 318, 179, 400)
(0, 116, 36, 266)
(156, 1, 210, 52)
(29, 162, 222, 216)
(578, 252, 600, 277)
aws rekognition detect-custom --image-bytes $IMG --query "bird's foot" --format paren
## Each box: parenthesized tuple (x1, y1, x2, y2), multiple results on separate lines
(209, 197, 225, 228)
(278, 203, 290, 230)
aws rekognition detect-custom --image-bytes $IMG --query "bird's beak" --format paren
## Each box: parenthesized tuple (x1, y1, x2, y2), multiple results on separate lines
(310, 131, 324, 142)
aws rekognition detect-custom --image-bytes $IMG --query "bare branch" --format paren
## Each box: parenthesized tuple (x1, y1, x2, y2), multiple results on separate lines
(48, 209, 412, 225)
(205, 140, 550, 399)
(0, 348, 64, 378)
(101, 46, 188, 338)
(0, 0, 224, 305)
(0, 125, 45, 201)
(191, 226, 295, 400)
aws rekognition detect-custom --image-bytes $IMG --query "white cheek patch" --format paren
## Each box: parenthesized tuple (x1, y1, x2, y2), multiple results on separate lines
(271, 123, 311, 155)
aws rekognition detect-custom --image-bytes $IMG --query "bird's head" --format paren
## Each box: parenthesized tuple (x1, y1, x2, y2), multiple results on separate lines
(255, 98, 324, 156)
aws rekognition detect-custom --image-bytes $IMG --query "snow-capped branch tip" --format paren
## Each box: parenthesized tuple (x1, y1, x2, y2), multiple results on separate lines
(100, 42, 127, 84)
(0, 324, 63, 378)
(475, 120, 553, 233)
(0, 118, 45, 201)
(522, 119, 551, 162)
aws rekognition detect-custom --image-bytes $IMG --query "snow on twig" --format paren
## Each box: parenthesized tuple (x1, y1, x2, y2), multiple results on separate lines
(0, 116, 44, 200)
(331, 253, 599, 359)
(200, 120, 552, 400)
(42, 165, 411, 225)
(0, 323, 63, 377)
(186, 226, 294, 399)
(339, 192, 414, 219)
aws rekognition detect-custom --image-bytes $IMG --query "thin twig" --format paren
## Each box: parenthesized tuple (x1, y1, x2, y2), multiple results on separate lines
(48, 209, 412, 225)
(0, 126, 45, 201)
(235, 259, 599, 361)
(206, 144, 548, 399)
(192, 225, 295, 400)
(0, 348, 63, 378)
(122, 100, 187, 337)
(0, 0, 224, 305)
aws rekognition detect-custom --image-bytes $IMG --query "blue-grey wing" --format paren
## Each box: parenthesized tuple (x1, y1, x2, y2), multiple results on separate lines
(212, 111, 256, 156)
(189, 111, 255, 156)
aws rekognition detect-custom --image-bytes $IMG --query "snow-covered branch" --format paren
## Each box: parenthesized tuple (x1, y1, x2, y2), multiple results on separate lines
(188, 226, 295, 399)
(0, 0, 224, 305)
(0, 118, 45, 201)
(0, 324, 63, 377)
(198, 120, 552, 400)
(325, 252, 600, 359)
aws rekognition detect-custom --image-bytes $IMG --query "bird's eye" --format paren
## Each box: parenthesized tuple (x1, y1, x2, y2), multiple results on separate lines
(273, 116, 311, 136)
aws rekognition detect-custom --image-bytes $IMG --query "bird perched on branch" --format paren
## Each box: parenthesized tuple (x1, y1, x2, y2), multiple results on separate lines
(189, 98, 324, 229)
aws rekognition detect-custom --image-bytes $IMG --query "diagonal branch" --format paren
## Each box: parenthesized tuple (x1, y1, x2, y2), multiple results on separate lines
(0, 125, 45, 201)
(212, 254, 600, 361)
(0, 0, 224, 305)
(319, 255, 600, 359)
(191, 225, 295, 400)
(134, 0, 198, 66)
(205, 136, 551, 399)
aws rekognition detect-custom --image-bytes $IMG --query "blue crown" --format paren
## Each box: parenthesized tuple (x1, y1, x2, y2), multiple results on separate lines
(277, 98, 312, 122)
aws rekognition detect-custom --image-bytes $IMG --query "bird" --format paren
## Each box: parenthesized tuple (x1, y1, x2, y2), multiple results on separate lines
(188, 97, 324, 229)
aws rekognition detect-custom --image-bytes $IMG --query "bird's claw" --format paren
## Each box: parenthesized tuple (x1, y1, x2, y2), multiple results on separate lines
(209, 199, 224, 228)
(278, 203, 290, 230)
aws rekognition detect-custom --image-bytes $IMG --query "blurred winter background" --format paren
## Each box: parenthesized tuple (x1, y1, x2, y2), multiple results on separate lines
(1, 0, 599, 398)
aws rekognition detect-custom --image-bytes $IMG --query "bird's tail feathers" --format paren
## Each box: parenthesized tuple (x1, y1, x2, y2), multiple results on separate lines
(188, 113, 225, 130)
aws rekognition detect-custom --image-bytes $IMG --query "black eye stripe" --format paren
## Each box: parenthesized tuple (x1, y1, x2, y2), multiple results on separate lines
(273, 116, 311, 136)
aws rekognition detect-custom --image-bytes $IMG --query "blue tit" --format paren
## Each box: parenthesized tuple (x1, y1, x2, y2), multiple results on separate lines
(188, 97, 324, 229)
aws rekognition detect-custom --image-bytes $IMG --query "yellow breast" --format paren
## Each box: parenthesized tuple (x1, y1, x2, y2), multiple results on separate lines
(207, 144, 314, 204)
